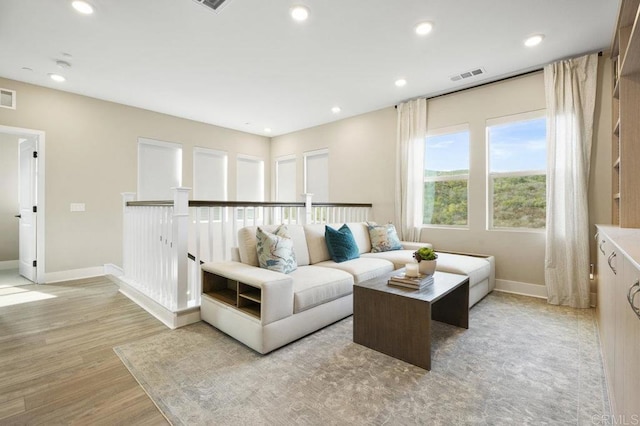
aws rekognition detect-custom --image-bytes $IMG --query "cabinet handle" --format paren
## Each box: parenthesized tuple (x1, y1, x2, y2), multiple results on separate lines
(607, 252, 617, 275)
(628, 281, 640, 320)
(598, 239, 605, 255)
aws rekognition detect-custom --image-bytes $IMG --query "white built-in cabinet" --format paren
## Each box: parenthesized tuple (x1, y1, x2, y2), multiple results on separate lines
(595, 225, 640, 417)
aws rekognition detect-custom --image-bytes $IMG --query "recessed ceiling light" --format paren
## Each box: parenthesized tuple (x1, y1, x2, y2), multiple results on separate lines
(21, 67, 33, 72)
(415, 22, 433, 36)
(395, 79, 407, 87)
(524, 34, 544, 47)
(49, 73, 66, 82)
(331, 106, 341, 114)
(290, 5, 309, 21)
(71, 1, 94, 14)
(264, 127, 272, 133)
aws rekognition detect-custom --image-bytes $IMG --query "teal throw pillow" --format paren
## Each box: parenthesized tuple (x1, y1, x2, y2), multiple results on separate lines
(368, 223, 403, 253)
(325, 224, 360, 263)
(256, 225, 297, 274)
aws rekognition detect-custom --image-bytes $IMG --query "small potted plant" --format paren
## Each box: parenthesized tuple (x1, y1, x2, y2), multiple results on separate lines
(413, 247, 438, 275)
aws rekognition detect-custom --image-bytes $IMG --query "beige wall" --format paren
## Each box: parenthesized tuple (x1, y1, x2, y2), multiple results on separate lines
(272, 60, 612, 288)
(0, 133, 19, 262)
(0, 77, 270, 274)
(271, 107, 398, 222)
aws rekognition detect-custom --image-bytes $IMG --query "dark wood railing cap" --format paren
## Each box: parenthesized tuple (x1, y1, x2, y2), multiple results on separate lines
(126, 200, 373, 208)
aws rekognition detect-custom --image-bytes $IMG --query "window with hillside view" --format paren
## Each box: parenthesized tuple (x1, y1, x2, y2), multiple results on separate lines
(487, 113, 546, 229)
(423, 127, 469, 226)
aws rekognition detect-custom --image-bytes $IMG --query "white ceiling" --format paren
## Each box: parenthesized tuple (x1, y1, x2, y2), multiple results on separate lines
(0, 0, 619, 136)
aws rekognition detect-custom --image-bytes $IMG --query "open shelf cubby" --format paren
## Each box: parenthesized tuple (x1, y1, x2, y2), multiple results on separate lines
(202, 270, 262, 319)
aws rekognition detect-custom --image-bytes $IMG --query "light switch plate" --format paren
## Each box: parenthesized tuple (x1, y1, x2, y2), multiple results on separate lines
(70, 203, 85, 212)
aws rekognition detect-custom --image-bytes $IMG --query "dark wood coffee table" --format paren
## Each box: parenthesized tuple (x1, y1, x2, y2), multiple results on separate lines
(353, 270, 469, 370)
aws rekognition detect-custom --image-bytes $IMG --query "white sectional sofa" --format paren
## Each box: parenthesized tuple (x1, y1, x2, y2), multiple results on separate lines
(200, 222, 495, 354)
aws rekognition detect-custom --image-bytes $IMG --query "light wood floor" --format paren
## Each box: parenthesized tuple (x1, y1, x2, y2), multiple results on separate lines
(0, 276, 170, 425)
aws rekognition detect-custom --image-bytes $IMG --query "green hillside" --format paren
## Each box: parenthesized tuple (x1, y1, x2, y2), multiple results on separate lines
(423, 174, 546, 228)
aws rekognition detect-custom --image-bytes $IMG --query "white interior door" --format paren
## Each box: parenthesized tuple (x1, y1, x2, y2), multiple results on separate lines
(18, 136, 37, 282)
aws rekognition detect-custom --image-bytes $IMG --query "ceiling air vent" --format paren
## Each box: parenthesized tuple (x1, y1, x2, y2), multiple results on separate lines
(450, 67, 486, 82)
(192, 0, 232, 12)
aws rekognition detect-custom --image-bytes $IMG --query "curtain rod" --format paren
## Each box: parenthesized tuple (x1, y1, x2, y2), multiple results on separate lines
(395, 51, 603, 108)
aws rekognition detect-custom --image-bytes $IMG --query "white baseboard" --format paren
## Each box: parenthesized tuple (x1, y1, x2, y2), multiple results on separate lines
(112, 276, 200, 329)
(104, 263, 124, 277)
(0, 260, 18, 271)
(44, 266, 105, 283)
(494, 279, 597, 307)
(494, 279, 547, 299)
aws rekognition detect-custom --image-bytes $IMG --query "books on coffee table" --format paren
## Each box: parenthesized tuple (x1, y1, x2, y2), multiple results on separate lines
(388, 273, 434, 289)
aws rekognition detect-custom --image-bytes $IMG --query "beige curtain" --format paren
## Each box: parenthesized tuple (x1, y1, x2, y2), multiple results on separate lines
(395, 99, 426, 241)
(544, 53, 598, 308)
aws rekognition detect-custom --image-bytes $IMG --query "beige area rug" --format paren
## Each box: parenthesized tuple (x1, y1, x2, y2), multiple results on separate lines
(114, 292, 609, 425)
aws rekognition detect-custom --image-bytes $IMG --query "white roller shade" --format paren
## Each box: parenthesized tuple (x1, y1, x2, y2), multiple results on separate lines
(193, 148, 227, 200)
(237, 156, 264, 201)
(138, 138, 182, 200)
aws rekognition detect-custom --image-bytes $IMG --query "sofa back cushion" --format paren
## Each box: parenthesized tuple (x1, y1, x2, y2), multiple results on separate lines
(304, 223, 371, 264)
(238, 224, 310, 267)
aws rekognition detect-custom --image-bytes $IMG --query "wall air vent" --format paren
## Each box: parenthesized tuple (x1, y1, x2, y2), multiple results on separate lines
(450, 67, 486, 82)
(192, 0, 232, 12)
(0, 88, 16, 109)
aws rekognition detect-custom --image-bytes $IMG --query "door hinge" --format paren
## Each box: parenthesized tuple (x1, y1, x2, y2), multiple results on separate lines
(33, 151, 38, 158)
(32, 260, 37, 267)
(33, 206, 37, 213)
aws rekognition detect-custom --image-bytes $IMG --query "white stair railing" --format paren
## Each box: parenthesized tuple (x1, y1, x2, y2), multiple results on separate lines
(120, 190, 372, 328)
(121, 188, 193, 314)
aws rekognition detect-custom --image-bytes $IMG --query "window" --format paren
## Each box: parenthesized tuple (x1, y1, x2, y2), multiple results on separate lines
(487, 111, 546, 229)
(275, 155, 296, 201)
(137, 138, 182, 201)
(423, 126, 469, 226)
(193, 148, 227, 201)
(193, 148, 227, 222)
(236, 155, 264, 221)
(236, 155, 264, 201)
(304, 149, 328, 202)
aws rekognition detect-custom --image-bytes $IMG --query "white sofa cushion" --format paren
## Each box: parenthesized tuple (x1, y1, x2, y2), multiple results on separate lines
(434, 252, 491, 288)
(290, 266, 354, 313)
(304, 224, 332, 264)
(361, 250, 416, 270)
(314, 257, 394, 284)
(238, 225, 310, 267)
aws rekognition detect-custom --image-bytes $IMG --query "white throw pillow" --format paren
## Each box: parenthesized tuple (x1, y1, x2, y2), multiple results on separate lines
(256, 225, 297, 274)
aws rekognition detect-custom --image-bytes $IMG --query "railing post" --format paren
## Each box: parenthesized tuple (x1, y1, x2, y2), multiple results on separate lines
(121, 192, 136, 277)
(172, 187, 191, 310)
(303, 193, 313, 225)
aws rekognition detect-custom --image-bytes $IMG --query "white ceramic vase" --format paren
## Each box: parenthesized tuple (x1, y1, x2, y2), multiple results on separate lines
(419, 259, 437, 276)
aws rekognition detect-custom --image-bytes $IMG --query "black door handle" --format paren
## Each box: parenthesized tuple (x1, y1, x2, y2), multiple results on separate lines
(14, 214, 21, 218)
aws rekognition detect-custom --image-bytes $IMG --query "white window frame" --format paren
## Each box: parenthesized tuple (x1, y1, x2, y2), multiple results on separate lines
(137, 137, 182, 201)
(486, 109, 546, 232)
(423, 124, 470, 228)
(236, 154, 264, 221)
(274, 154, 297, 202)
(193, 147, 228, 223)
(303, 148, 329, 202)
(193, 147, 228, 201)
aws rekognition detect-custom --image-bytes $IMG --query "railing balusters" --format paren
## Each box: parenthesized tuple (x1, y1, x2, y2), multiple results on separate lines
(121, 195, 372, 323)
